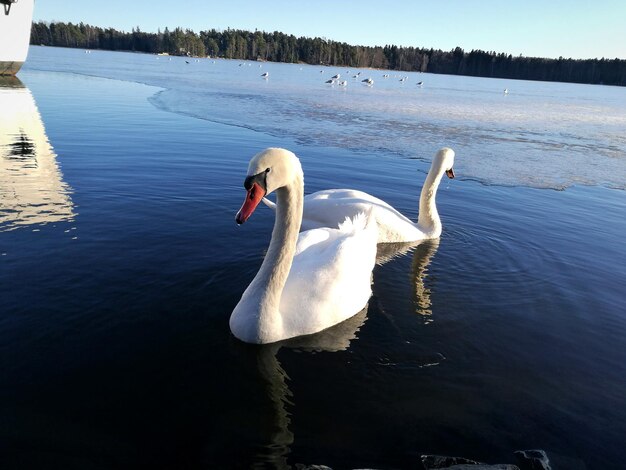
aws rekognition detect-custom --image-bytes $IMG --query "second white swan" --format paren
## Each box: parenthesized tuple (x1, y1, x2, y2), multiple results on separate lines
(263, 147, 455, 244)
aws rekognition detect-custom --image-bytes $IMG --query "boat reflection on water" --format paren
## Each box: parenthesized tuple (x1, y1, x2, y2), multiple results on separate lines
(0, 76, 74, 231)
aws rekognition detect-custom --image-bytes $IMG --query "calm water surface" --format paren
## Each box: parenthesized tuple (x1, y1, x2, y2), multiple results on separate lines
(1, 47, 625, 469)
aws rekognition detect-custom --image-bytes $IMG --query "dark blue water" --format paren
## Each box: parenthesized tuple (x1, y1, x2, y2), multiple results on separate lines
(1, 47, 625, 469)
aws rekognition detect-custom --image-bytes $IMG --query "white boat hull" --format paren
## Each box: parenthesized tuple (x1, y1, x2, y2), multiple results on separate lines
(0, 0, 35, 75)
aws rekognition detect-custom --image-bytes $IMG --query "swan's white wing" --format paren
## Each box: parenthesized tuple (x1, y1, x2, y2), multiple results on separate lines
(302, 190, 388, 228)
(280, 217, 377, 337)
(294, 227, 330, 255)
(302, 189, 421, 243)
(266, 189, 416, 239)
(305, 189, 395, 208)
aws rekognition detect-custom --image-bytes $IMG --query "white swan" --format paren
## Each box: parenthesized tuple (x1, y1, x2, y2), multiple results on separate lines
(230, 148, 378, 344)
(262, 148, 455, 244)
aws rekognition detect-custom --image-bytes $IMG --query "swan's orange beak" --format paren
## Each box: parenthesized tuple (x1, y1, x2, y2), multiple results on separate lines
(236, 182, 266, 225)
(446, 168, 455, 179)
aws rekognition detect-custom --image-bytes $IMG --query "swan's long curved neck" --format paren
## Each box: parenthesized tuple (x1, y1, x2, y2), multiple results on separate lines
(247, 175, 304, 336)
(417, 165, 445, 237)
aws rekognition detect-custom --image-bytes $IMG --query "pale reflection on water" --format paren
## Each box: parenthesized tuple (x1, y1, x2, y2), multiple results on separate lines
(0, 76, 74, 231)
(376, 239, 440, 317)
(411, 239, 440, 317)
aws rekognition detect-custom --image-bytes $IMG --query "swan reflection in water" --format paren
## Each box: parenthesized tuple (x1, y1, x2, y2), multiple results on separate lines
(376, 238, 439, 316)
(250, 306, 368, 468)
(410, 239, 440, 317)
(248, 240, 440, 466)
(0, 76, 74, 231)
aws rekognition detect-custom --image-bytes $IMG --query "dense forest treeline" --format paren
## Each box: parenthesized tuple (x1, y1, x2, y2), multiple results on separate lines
(30, 21, 626, 86)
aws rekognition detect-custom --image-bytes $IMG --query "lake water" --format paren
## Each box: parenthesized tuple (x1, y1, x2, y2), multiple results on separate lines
(1, 46, 625, 469)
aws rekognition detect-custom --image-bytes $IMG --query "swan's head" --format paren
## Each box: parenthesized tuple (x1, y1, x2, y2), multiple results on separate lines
(433, 147, 455, 179)
(236, 148, 303, 224)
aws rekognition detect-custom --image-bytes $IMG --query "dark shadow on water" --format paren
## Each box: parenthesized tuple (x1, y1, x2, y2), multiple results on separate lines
(245, 240, 441, 468)
(242, 308, 368, 469)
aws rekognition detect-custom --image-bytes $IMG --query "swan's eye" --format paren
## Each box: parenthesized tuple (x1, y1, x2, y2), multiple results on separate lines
(265, 168, 271, 173)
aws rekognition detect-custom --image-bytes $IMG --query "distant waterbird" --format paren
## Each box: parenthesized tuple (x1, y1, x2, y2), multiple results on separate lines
(417, 81, 424, 87)
(331, 73, 341, 79)
(261, 72, 269, 79)
(503, 88, 509, 94)
(361, 77, 374, 86)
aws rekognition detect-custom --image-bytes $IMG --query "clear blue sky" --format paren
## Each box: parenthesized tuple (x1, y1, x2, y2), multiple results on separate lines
(34, 0, 626, 60)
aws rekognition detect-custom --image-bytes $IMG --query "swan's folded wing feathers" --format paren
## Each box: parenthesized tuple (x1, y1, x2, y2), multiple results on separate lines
(302, 192, 400, 236)
(303, 200, 365, 229)
(294, 228, 331, 256)
(337, 212, 367, 232)
(281, 226, 376, 336)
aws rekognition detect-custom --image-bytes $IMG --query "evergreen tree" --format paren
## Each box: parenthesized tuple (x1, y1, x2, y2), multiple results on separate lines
(29, 21, 626, 86)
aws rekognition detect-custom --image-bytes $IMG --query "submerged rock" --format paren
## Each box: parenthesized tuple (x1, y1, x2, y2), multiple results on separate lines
(439, 466, 519, 470)
(294, 449, 556, 470)
(294, 465, 333, 470)
(421, 455, 483, 468)
(514, 450, 551, 470)
(444, 466, 519, 470)
(421, 454, 519, 469)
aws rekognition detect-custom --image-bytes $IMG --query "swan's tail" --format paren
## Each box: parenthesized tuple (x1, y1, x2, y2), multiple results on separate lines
(338, 208, 377, 236)
(261, 197, 277, 211)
